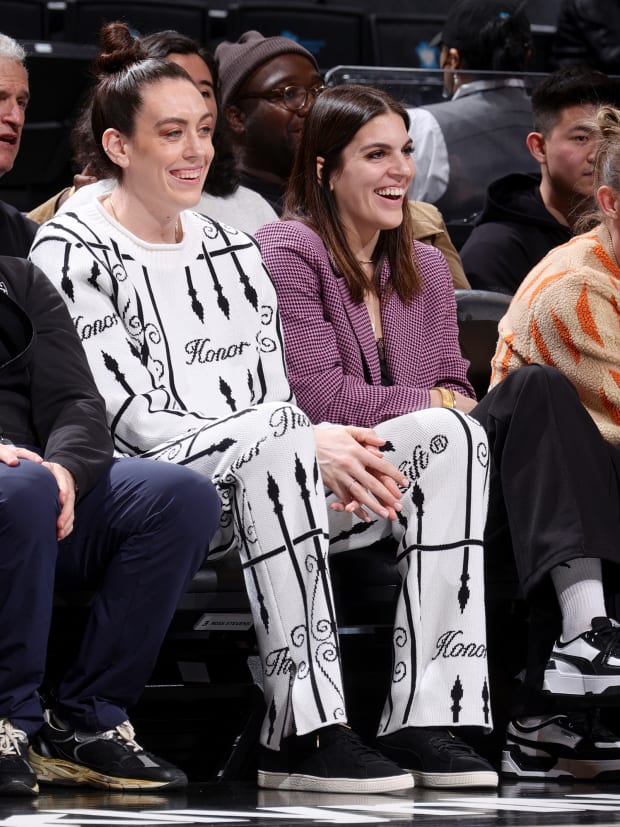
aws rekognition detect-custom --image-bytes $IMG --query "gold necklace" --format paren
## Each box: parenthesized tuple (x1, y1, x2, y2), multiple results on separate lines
(364, 292, 381, 338)
(608, 226, 620, 269)
(357, 259, 375, 265)
(107, 195, 181, 243)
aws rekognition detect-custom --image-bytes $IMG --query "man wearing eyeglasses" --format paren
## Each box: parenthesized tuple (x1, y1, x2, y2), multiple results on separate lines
(214, 31, 471, 289)
(216, 31, 323, 215)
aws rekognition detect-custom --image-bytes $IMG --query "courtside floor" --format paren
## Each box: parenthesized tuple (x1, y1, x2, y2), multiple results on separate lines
(2, 782, 620, 827)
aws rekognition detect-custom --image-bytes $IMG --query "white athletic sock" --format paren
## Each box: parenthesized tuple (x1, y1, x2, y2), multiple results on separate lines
(550, 558, 607, 641)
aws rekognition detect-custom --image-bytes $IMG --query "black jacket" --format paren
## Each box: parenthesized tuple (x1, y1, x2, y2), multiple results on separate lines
(0, 199, 37, 258)
(0, 256, 113, 497)
(552, 0, 620, 74)
(459, 173, 573, 295)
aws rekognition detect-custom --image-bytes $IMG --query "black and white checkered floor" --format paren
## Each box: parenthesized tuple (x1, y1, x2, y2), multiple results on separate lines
(2, 782, 620, 827)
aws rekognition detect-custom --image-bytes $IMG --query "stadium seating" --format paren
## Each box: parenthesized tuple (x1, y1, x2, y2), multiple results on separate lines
(224, 2, 370, 70)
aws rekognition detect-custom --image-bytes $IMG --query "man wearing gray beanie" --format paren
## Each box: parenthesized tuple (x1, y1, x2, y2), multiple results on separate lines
(215, 31, 323, 214)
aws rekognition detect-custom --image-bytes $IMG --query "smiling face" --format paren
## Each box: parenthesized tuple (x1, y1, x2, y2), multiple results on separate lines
(328, 111, 414, 248)
(0, 57, 29, 177)
(112, 76, 214, 217)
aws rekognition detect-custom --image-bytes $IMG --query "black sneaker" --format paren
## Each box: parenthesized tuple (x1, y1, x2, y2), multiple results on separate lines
(543, 617, 620, 695)
(258, 724, 413, 794)
(502, 711, 620, 782)
(377, 727, 498, 788)
(29, 714, 187, 791)
(0, 719, 38, 796)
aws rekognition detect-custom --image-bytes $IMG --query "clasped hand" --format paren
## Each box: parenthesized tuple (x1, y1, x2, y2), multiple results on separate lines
(0, 445, 76, 540)
(314, 425, 408, 522)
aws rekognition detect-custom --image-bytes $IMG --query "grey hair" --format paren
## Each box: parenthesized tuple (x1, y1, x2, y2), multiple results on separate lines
(0, 33, 26, 65)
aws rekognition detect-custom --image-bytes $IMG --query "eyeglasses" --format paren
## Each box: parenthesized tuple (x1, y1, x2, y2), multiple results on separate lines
(238, 84, 326, 112)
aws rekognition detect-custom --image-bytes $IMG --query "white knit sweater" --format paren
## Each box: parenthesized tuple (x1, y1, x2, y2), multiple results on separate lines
(30, 198, 292, 455)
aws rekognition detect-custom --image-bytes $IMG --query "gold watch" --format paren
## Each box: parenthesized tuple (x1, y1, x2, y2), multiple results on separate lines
(436, 387, 456, 408)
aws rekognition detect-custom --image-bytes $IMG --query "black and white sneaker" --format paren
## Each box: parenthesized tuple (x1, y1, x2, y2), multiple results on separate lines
(0, 719, 38, 796)
(258, 724, 413, 794)
(377, 727, 498, 788)
(29, 713, 187, 791)
(543, 617, 620, 695)
(502, 711, 620, 781)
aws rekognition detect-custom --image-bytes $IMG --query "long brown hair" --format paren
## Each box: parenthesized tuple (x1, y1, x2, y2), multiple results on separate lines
(283, 84, 420, 303)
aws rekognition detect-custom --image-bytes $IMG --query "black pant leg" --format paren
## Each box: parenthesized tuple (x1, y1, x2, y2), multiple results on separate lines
(473, 365, 620, 715)
(473, 364, 620, 594)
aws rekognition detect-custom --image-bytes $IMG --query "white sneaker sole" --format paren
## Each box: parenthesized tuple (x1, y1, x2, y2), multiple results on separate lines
(502, 746, 620, 781)
(257, 769, 414, 794)
(410, 769, 498, 788)
(544, 663, 620, 695)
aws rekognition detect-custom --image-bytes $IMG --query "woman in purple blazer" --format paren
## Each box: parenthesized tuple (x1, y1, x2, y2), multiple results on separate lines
(255, 84, 496, 790)
(258, 85, 620, 787)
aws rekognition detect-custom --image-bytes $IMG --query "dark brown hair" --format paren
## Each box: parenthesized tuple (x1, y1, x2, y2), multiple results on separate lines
(532, 66, 620, 137)
(442, 0, 532, 72)
(72, 27, 239, 194)
(90, 22, 196, 179)
(139, 29, 239, 196)
(283, 83, 419, 303)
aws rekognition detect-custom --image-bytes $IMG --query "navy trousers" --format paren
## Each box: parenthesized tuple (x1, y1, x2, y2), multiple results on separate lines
(0, 456, 220, 735)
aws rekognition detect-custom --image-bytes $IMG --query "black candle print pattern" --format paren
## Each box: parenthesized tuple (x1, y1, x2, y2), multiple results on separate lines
(31, 204, 492, 745)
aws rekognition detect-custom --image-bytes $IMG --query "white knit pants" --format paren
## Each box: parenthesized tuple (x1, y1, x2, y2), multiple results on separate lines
(140, 402, 490, 747)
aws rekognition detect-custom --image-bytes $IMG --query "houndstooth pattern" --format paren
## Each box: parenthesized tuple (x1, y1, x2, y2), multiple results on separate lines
(255, 220, 473, 427)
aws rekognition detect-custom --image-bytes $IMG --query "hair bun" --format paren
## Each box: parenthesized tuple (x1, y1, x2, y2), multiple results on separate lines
(95, 21, 147, 75)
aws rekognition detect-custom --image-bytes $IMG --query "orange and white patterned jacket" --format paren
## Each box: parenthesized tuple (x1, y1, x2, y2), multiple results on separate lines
(490, 223, 620, 445)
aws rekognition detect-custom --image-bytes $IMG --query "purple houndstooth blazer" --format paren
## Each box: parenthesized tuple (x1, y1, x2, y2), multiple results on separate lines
(255, 220, 473, 427)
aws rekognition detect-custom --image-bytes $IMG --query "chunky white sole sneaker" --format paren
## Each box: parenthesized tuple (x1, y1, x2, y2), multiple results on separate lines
(543, 617, 620, 695)
(501, 713, 620, 782)
(29, 714, 187, 791)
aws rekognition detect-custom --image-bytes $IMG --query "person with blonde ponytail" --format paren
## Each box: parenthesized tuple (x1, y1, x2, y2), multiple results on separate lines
(487, 104, 620, 782)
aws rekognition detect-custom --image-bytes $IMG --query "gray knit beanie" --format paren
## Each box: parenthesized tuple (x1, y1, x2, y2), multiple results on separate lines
(215, 30, 319, 109)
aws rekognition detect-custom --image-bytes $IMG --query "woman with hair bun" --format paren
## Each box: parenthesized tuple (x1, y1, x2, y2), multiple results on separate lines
(27, 28, 276, 232)
(29, 21, 433, 795)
